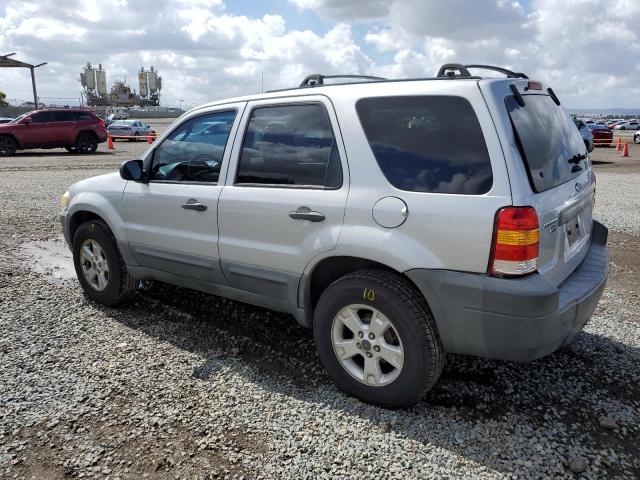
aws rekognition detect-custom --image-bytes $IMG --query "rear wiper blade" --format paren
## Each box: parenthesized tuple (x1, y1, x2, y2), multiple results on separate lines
(567, 153, 587, 164)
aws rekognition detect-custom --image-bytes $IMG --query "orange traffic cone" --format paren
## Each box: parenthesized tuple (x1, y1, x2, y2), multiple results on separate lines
(621, 141, 629, 157)
(107, 134, 114, 150)
(615, 137, 622, 151)
(147, 134, 152, 144)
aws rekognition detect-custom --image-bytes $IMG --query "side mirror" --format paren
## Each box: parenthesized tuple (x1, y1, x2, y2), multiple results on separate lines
(120, 159, 144, 181)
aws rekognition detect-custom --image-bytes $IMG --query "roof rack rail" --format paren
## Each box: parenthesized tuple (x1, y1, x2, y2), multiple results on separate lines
(299, 74, 386, 87)
(436, 63, 529, 79)
(436, 64, 473, 78)
(464, 64, 529, 79)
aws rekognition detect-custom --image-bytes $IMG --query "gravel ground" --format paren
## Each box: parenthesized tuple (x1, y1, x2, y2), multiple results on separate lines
(0, 126, 639, 479)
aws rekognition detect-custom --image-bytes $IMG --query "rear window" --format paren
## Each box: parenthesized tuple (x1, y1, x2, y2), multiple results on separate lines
(506, 94, 587, 193)
(356, 96, 492, 195)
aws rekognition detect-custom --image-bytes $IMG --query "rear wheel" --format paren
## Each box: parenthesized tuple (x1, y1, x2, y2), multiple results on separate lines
(314, 270, 444, 408)
(72, 220, 137, 305)
(75, 133, 98, 154)
(0, 136, 17, 156)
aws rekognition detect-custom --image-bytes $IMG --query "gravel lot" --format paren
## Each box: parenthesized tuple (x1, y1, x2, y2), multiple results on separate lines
(1, 123, 638, 479)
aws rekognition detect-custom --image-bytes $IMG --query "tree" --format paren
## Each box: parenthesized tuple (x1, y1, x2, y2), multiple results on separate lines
(0, 90, 7, 107)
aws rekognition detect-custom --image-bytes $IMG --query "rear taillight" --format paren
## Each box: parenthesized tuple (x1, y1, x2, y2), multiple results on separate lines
(489, 206, 539, 276)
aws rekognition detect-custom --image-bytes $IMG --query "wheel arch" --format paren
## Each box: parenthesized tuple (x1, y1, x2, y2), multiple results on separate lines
(74, 129, 98, 143)
(0, 132, 21, 148)
(298, 255, 427, 328)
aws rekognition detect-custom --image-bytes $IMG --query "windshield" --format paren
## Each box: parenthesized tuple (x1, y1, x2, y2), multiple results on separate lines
(9, 113, 30, 124)
(506, 94, 587, 193)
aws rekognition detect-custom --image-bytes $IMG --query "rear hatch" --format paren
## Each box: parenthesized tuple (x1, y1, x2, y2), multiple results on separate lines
(480, 79, 595, 286)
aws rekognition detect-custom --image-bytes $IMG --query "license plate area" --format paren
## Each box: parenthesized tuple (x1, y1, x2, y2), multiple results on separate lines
(564, 214, 586, 261)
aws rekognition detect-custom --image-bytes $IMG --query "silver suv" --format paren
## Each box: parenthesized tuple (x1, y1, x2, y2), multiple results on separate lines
(60, 64, 608, 408)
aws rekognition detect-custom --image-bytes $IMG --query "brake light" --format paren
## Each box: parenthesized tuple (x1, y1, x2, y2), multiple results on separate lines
(489, 207, 539, 276)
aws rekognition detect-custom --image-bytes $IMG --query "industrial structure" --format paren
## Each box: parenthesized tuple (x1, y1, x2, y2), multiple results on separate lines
(80, 62, 162, 107)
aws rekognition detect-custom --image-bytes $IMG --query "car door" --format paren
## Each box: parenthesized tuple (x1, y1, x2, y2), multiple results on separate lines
(217, 96, 349, 304)
(51, 110, 77, 144)
(123, 105, 244, 284)
(23, 111, 57, 146)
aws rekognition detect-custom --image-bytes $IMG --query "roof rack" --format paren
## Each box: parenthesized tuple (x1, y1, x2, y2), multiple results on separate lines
(436, 63, 528, 79)
(299, 74, 386, 87)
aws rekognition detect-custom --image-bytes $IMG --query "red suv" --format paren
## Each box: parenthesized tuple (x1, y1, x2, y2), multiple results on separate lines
(0, 109, 108, 156)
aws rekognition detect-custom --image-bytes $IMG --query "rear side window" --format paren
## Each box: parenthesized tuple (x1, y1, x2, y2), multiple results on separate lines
(74, 112, 94, 121)
(236, 104, 342, 188)
(506, 95, 587, 193)
(356, 96, 492, 195)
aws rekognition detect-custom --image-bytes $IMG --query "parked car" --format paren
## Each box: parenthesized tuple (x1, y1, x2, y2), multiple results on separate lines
(573, 118, 594, 152)
(0, 117, 13, 124)
(107, 120, 155, 140)
(107, 112, 129, 121)
(59, 64, 607, 408)
(0, 109, 107, 156)
(613, 121, 640, 130)
(587, 123, 614, 146)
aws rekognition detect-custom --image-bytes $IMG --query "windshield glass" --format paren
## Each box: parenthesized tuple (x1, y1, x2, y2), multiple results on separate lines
(506, 94, 587, 193)
(9, 113, 30, 124)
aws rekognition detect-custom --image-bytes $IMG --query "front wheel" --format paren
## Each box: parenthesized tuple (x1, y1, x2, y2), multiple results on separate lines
(72, 220, 137, 305)
(314, 270, 444, 408)
(75, 133, 98, 154)
(0, 136, 17, 156)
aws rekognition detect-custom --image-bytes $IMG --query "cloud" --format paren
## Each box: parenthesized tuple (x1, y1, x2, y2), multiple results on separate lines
(0, 0, 639, 109)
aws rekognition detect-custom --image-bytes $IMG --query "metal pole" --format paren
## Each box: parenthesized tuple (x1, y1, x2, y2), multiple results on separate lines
(30, 67, 38, 110)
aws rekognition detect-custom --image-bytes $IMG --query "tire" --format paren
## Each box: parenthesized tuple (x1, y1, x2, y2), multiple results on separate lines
(75, 133, 98, 154)
(314, 269, 444, 408)
(130, 131, 139, 142)
(0, 136, 17, 156)
(72, 220, 137, 305)
(635, 135, 640, 145)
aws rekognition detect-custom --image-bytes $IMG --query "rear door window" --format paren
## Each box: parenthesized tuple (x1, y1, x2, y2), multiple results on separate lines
(506, 95, 587, 193)
(236, 104, 342, 189)
(356, 96, 492, 194)
(52, 111, 75, 122)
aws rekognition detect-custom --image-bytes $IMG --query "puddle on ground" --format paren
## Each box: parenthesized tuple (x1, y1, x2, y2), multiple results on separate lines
(20, 236, 77, 286)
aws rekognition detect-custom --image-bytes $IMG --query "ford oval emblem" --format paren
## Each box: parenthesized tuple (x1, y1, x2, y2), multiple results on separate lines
(575, 182, 583, 193)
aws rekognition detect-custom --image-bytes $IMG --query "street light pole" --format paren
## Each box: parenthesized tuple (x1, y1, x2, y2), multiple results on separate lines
(30, 62, 47, 110)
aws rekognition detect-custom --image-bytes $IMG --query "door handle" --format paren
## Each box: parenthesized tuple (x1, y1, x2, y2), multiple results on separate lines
(289, 206, 325, 222)
(182, 199, 207, 212)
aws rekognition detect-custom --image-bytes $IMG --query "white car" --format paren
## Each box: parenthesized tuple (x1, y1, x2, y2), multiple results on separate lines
(614, 121, 640, 130)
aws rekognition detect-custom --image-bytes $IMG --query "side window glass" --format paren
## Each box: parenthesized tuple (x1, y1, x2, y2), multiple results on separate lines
(53, 111, 75, 122)
(31, 112, 54, 123)
(236, 104, 342, 188)
(150, 110, 236, 183)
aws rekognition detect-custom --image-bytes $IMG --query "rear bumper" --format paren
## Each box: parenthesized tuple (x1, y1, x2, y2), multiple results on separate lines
(406, 221, 608, 362)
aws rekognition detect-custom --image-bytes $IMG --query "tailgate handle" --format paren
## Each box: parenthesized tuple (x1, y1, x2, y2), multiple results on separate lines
(558, 195, 591, 226)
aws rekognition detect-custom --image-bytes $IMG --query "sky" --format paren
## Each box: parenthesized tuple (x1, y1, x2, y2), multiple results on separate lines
(0, 0, 639, 109)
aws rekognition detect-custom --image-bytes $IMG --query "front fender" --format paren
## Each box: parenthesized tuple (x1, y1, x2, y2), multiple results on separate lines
(66, 190, 126, 242)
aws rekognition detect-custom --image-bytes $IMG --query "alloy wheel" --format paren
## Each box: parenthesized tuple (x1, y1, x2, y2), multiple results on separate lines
(79, 239, 110, 291)
(331, 304, 404, 387)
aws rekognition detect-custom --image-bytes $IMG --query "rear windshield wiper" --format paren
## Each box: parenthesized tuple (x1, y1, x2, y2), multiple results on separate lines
(567, 153, 587, 165)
